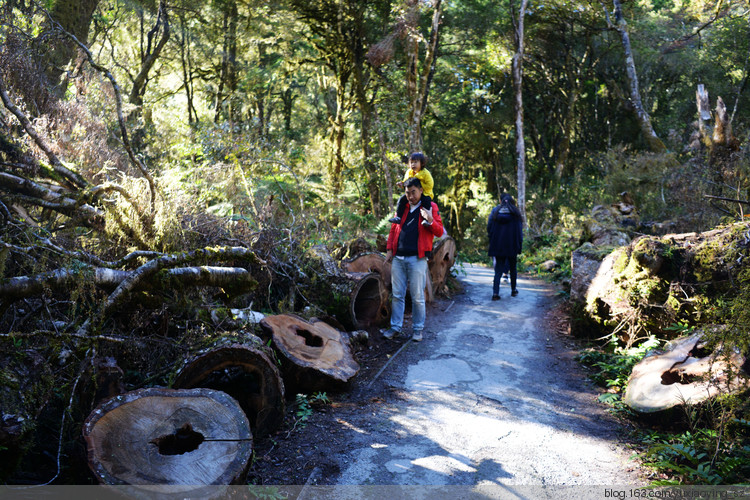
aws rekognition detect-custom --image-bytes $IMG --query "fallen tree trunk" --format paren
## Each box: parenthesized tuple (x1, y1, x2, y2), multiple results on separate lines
(623, 331, 750, 414)
(83, 387, 252, 487)
(173, 335, 285, 437)
(259, 314, 360, 393)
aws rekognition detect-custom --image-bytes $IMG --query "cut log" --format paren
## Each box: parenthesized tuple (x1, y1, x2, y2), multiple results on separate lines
(342, 252, 391, 289)
(172, 335, 285, 437)
(260, 314, 359, 393)
(429, 236, 456, 296)
(342, 271, 390, 328)
(83, 387, 252, 487)
(623, 332, 750, 414)
(305, 245, 390, 329)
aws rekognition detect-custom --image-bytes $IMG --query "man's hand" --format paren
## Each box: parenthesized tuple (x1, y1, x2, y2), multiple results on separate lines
(420, 207, 433, 224)
(385, 250, 393, 263)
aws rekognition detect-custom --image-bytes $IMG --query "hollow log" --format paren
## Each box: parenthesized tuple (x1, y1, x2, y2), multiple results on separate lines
(429, 236, 456, 296)
(305, 245, 390, 329)
(342, 252, 391, 289)
(83, 387, 252, 487)
(259, 314, 360, 393)
(173, 335, 285, 437)
(623, 333, 750, 414)
(342, 271, 390, 329)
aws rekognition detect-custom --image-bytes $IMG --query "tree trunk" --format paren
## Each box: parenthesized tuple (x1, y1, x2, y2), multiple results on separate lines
(623, 332, 750, 414)
(609, 0, 666, 153)
(259, 314, 360, 393)
(512, 0, 529, 226)
(83, 387, 253, 486)
(128, 0, 170, 111)
(173, 335, 285, 437)
(428, 236, 456, 296)
(41, 0, 101, 94)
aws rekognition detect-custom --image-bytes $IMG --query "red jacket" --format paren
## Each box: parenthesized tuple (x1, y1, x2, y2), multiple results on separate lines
(387, 201, 444, 259)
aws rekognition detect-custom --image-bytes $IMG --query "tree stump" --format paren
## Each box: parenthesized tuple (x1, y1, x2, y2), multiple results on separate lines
(429, 236, 456, 296)
(172, 335, 285, 437)
(83, 388, 252, 486)
(623, 332, 750, 414)
(259, 314, 360, 393)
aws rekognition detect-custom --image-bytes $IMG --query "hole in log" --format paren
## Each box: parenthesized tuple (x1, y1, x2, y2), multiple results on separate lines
(688, 344, 711, 359)
(661, 368, 701, 385)
(150, 423, 205, 455)
(296, 328, 324, 347)
(352, 276, 382, 326)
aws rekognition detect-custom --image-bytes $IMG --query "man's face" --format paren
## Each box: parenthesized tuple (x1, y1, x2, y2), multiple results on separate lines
(405, 185, 423, 206)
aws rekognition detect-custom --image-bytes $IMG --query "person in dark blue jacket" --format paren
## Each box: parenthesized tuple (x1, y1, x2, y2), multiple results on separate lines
(487, 193, 523, 300)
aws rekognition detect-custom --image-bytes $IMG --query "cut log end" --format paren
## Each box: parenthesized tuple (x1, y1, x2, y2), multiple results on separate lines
(83, 388, 252, 486)
(260, 314, 360, 393)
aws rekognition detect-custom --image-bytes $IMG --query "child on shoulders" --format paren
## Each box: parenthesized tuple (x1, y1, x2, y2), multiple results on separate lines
(389, 152, 434, 226)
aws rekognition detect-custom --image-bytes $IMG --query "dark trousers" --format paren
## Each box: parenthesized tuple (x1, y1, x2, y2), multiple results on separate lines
(493, 255, 517, 295)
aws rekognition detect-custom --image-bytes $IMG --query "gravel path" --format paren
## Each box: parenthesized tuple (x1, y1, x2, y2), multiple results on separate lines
(334, 264, 644, 488)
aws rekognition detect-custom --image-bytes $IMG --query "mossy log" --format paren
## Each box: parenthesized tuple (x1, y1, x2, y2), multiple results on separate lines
(83, 388, 252, 487)
(305, 245, 390, 329)
(259, 314, 360, 393)
(623, 332, 750, 414)
(570, 222, 750, 343)
(172, 335, 285, 437)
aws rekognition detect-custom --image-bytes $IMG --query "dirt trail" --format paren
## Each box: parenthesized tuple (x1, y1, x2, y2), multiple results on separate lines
(249, 264, 646, 491)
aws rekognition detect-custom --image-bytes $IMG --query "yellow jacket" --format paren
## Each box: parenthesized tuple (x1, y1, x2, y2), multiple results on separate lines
(403, 168, 434, 198)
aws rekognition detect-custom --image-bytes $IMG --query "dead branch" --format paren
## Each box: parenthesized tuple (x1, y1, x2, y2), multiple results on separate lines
(0, 76, 88, 190)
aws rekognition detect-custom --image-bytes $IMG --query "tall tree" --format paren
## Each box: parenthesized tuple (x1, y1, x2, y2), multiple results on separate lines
(511, 0, 528, 225)
(404, 0, 442, 151)
(604, 0, 666, 153)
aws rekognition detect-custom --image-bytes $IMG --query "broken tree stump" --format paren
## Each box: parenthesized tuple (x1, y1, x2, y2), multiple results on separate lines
(172, 334, 285, 437)
(428, 236, 456, 296)
(623, 332, 750, 414)
(83, 387, 252, 486)
(259, 314, 360, 393)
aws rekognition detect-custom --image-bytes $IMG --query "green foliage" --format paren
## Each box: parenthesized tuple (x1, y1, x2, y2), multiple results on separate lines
(292, 392, 331, 429)
(641, 425, 750, 485)
(577, 336, 661, 399)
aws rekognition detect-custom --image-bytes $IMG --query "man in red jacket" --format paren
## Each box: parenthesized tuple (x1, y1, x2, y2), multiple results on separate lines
(381, 178, 444, 342)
